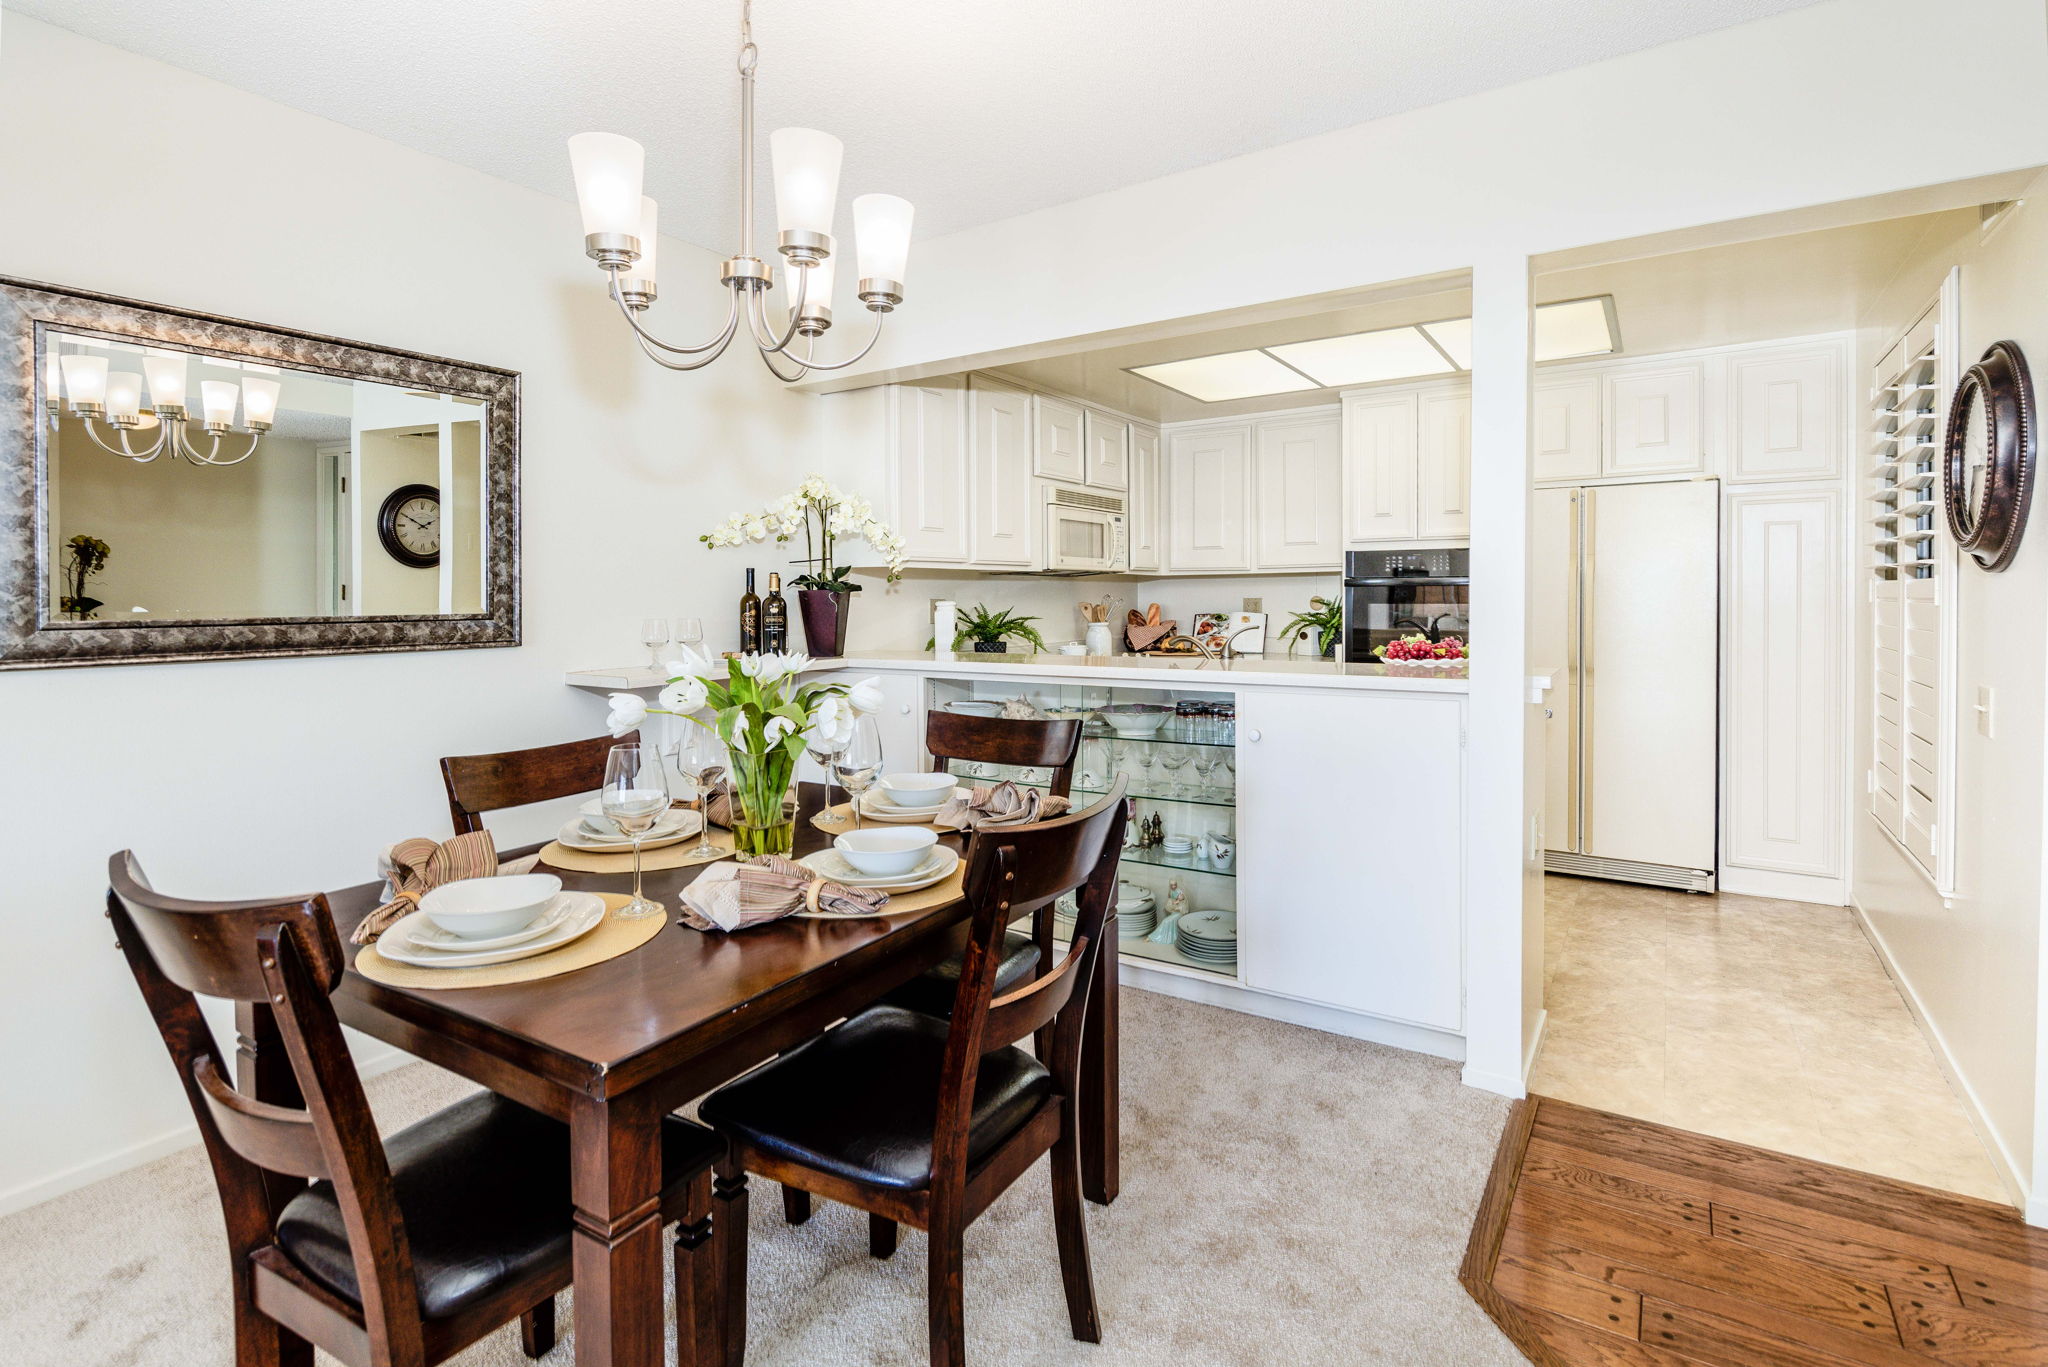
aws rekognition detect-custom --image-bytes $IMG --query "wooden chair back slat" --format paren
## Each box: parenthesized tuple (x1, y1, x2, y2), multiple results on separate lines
(440, 731, 637, 835)
(926, 713, 1082, 798)
(193, 1053, 331, 1179)
(108, 852, 342, 1001)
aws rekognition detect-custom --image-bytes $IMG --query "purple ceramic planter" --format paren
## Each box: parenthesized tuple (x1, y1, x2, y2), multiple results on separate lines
(797, 589, 851, 657)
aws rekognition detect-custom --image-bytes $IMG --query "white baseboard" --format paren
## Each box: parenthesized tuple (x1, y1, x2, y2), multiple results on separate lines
(1119, 960, 1466, 1063)
(0, 1047, 416, 1219)
(1461, 1065, 1530, 1099)
(1719, 865, 1848, 906)
(1849, 899, 2033, 1217)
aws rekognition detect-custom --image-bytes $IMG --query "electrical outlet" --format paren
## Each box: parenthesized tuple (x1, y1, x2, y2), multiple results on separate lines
(1242, 597, 1261, 613)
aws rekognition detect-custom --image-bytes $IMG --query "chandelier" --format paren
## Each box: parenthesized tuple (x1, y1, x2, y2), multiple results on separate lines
(52, 349, 278, 466)
(565, 0, 914, 381)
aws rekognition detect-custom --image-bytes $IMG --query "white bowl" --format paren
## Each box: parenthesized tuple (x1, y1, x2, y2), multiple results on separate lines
(878, 772, 959, 810)
(419, 874, 562, 939)
(833, 826, 940, 877)
(1104, 709, 1168, 738)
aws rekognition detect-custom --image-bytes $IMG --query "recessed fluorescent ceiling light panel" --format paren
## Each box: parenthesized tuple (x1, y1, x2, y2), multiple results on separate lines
(1534, 296, 1619, 362)
(1128, 350, 1323, 403)
(1418, 318, 1472, 369)
(1266, 326, 1457, 387)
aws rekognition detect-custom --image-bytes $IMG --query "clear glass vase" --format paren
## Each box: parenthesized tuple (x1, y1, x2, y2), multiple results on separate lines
(726, 744, 796, 859)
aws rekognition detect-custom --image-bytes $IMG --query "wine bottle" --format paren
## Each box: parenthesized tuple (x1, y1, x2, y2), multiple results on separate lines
(763, 572, 789, 652)
(739, 569, 761, 654)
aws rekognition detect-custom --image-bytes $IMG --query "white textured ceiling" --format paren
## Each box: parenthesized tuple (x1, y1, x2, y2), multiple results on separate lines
(14, 0, 1824, 253)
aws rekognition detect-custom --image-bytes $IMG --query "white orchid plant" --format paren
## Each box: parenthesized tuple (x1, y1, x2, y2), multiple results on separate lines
(606, 646, 883, 856)
(699, 474, 907, 591)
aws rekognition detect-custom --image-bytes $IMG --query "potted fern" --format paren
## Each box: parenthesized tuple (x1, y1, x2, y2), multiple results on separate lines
(931, 603, 1051, 655)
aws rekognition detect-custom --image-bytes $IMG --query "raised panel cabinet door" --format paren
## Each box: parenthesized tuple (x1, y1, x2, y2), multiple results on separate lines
(1724, 490, 1842, 878)
(1252, 414, 1342, 569)
(1128, 423, 1162, 572)
(1032, 393, 1086, 483)
(1417, 387, 1472, 539)
(1083, 409, 1131, 491)
(1603, 363, 1705, 477)
(1729, 345, 1841, 483)
(891, 378, 969, 563)
(968, 379, 1034, 567)
(1342, 391, 1419, 545)
(1165, 424, 1251, 572)
(1236, 689, 1464, 1031)
(1533, 375, 1601, 482)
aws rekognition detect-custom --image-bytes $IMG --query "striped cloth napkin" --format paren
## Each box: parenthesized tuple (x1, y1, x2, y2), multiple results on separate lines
(351, 831, 541, 944)
(678, 854, 888, 932)
(934, 781, 1071, 832)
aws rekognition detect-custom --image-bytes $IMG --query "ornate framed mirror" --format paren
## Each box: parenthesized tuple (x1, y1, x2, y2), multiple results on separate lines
(1, 277, 519, 668)
(1942, 339, 2036, 572)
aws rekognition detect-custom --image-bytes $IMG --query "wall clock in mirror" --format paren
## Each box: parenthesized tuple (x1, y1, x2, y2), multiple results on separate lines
(378, 483, 442, 568)
(1943, 339, 2036, 572)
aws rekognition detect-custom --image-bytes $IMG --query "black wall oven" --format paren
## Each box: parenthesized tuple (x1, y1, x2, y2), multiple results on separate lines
(1341, 549, 1470, 662)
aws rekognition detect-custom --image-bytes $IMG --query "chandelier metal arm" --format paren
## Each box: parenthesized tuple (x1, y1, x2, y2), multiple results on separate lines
(776, 309, 888, 373)
(182, 428, 260, 466)
(79, 420, 167, 463)
(754, 339, 810, 382)
(742, 269, 811, 355)
(607, 271, 743, 356)
(630, 307, 742, 372)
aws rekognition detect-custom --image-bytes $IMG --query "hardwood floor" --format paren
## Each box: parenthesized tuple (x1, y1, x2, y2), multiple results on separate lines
(1463, 1097, 2048, 1366)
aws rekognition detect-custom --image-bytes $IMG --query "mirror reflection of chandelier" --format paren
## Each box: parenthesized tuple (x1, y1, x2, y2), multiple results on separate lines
(50, 349, 279, 466)
(565, 0, 915, 381)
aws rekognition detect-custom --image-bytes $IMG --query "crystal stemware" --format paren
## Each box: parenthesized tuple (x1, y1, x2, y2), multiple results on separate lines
(834, 715, 884, 831)
(1135, 744, 1158, 797)
(1159, 748, 1190, 797)
(602, 742, 670, 918)
(808, 727, 851, 830)
(639, 617, 670, 668)
(669, 725, 723, 858)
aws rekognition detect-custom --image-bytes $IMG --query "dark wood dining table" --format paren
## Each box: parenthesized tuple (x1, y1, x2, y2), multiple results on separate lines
(232, 784, 1118, 1367)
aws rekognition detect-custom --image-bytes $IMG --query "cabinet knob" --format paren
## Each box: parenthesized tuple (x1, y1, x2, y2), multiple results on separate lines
(899, 703, 912, 715)
(1246, 728, 1263, 743)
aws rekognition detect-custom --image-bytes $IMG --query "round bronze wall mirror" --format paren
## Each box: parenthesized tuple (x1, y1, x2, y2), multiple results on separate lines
(1943, 340, 2036, 572)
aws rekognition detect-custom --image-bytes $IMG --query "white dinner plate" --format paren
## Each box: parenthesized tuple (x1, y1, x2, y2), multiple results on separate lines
(555, 810, 702, 853)
(575, 802, 695, 837)
(404, 898, 577, 952)
(375, 893, 607, 968)
(1176, 910, 1238, 943)
(797, 844, 961, 895)
(850, 790, 944, 825)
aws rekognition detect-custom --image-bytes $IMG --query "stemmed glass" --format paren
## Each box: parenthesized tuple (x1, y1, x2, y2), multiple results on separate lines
(1191, 752, 1217, 798)
(639, 618, 670, 668)
(602, 743, 670, 919)
(672, 617, 704, 657)
(1219, 753, 1236, 797)
(808, 724, 851, 830)
(834, 715, 885, 831)
(669, 725, 723, 858)
(1135, 744, 1158, 797)
(1159, 748, 1189, 797)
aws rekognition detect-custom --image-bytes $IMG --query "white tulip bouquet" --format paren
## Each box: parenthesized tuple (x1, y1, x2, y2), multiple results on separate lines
(607, 646, 883, 857)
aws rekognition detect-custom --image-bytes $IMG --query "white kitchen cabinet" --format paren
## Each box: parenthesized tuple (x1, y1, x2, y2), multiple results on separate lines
(1128, 422, 1162, 572)
(1165, 423, 1252, 572)
(1032, 393, 1086, 483)
(1083, 409, 1131, 491)
(1723, 489, 1843, 884)
(968, 376, 1034, 567)
(890, 378, 969, 563)
(1252, 413, 1342, 569)
(1729, 345, 1840, 483)
(1341, 391, 1419, 544)
(1533, 375, 1601, 482)
(1417, 388, 1472, 539)
(1604, 362, 1705, 476)
(1236, 688, 1464, 1031)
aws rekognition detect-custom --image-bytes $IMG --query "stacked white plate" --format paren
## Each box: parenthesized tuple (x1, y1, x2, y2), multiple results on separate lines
(797, 845, 961, 897)
(375, 892, 608, 968)
(559, 800, 702, 852)
(1175, 909, 1238, 967)
(853, 790, 944, 825)
(1114, 884, 1156, 940)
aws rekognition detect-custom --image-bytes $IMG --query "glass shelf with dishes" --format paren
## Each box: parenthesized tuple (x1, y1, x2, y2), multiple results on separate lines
(926, 675, 1240, 980)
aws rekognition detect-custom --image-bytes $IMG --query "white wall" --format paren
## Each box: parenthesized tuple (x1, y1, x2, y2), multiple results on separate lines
(1850, 183, 2048, 1213)
(0, 17, 820, 1212)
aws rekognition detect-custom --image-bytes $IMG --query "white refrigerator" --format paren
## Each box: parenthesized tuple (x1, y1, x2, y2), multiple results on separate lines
(1532, 480, 1718, 891)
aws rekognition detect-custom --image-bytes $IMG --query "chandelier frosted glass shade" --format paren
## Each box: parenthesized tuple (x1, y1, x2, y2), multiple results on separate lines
(770, 128, 844, 240)
(59, 353, 109, 409)
(853, 194, 913, 290)
(104, 370, 144, 424)
(143, 350, 189, 412)
(240, 377, 281, 429)
(568, 132, 646, 240)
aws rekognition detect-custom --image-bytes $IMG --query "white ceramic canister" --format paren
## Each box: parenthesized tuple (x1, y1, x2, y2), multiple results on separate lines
(1084, 621, 1114, 656)
(933, 599, 958, 653)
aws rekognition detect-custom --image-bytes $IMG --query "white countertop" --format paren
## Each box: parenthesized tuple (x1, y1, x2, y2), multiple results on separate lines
(567, 649, 1468, 694)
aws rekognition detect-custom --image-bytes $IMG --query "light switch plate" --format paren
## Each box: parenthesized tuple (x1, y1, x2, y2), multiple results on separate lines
(1242, 597, 1261, 613)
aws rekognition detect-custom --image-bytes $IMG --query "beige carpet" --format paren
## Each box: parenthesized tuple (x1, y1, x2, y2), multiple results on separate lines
(0, 989, 1519, 1366)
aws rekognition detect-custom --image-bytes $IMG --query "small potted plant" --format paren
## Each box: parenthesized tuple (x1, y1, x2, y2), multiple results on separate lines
(700, 476, 907, 657)
(931, 603, 1051, 655)
(1279, 596, 1343, 659)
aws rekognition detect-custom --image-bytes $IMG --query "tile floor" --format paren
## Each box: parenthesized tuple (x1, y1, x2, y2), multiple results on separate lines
(1530, 874, 2008, 1202)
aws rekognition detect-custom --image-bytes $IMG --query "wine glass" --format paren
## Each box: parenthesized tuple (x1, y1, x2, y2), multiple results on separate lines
(639, 618, 670, 668)
(1159, 748, 1189, 797)
(672, 616, 704, 656)
(1135, 744, 1158, 797)
(808, 722, 851, 830)
(670, 725, 723, 858)
(602, 743, 670, 919)
(834, 715, 885, 831)
(1191, 751, 1217, 797)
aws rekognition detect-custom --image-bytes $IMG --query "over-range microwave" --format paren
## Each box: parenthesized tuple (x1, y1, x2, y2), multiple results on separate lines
(1041, 482, 1127, 575)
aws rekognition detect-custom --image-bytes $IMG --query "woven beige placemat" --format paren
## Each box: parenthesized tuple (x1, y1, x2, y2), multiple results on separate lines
(808, 800, 944, 832)
(539, 834, 736, 874)
(353, 894, 665, 990)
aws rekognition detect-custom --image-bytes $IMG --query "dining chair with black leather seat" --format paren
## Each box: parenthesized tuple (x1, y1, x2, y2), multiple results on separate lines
(880, 711, 1084, 1023)
(699, 778, 1128, 1367)
(106, 850, 726, 1367)
(440, 730, 639, 836)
